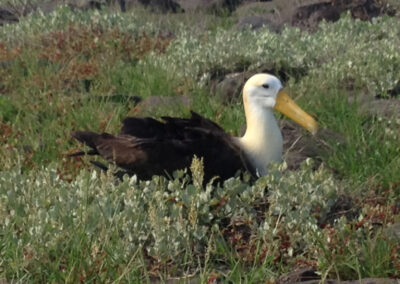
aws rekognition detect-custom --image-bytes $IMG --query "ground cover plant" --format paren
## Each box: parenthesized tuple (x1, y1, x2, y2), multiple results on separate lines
(0, 4, 400, 283)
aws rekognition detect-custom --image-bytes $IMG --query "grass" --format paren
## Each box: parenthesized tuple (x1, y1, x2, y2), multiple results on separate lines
(0, 4, 400, 283)
(306, 86, 400, 188)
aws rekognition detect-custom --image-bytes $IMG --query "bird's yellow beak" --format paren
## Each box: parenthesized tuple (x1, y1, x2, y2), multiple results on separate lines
(274, 90, 318, 135)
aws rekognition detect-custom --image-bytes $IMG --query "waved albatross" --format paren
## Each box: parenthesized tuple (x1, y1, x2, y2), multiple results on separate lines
(70, 74, 318, 181)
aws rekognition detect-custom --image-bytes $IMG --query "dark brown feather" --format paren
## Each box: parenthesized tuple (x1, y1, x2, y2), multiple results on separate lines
(70, 112, 254, 181)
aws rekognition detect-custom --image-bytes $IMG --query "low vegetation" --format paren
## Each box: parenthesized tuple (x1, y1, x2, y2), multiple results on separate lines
(0, 4, 399, 283)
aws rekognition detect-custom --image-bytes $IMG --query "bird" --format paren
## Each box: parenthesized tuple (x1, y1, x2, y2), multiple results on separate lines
(69, 73, 318, 181)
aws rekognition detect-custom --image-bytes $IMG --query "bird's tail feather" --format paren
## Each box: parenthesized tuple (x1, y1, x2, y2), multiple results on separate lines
(90, 160, 109, 171)
(67, 149, 98, 157)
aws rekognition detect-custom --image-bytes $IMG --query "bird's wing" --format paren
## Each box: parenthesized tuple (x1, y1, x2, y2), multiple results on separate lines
(120, 111, 223, 138)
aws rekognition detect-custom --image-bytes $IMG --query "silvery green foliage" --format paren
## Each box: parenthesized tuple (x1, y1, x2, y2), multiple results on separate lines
(1, 7, 398, 94)
(0, 159, 338, 264)
(260, 161, 338, 258)
(0, 0, 43, 8)
(0, 5, 157, 44)
(302, 16, 400, 94)
(147, 14, 399, 93)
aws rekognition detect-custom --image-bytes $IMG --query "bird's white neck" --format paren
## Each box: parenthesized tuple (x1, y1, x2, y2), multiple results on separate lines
(238, 103, 283, 176)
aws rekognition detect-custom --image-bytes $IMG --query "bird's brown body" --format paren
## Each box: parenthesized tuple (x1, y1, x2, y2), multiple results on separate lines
(71, 111, 254, 181)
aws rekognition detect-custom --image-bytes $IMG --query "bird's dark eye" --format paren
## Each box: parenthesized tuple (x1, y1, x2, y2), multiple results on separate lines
(262, 84, 270, 89)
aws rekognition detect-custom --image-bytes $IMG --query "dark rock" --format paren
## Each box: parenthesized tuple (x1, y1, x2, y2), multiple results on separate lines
(209, 0, 244, 14)
(360, 98, 400, 119)
(323, 195, 359, 225)
(176, 0, 243, 14)
(137, 0, 182, 13)
(62, 0, 107, 11)
(290, 2, 341, 30)
(118, 0, 126, 12)
(348, 87, 400, 119)
(23, 144, 33, 153)
(276, 267, 320, 284)
(0, 7, 18, 26)
(286, 0, 384, 30)
(74, 0, 104, 10)
(292, 279, 399, 284)
(213, 72, 251, 103)
(384, 222, 400, 240)
(340, 279, 400, 284)
(277, 269, 400, 284)
(386, 82, 400, 98)
(236, 0, 394, 33)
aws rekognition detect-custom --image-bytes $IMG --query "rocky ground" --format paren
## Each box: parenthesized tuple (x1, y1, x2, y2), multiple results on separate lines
(1, 0, 399, 28)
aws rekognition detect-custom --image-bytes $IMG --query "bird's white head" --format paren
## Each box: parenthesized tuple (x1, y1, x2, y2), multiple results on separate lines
(243, 73, 283, 110)
(242, 73, 318, 135)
